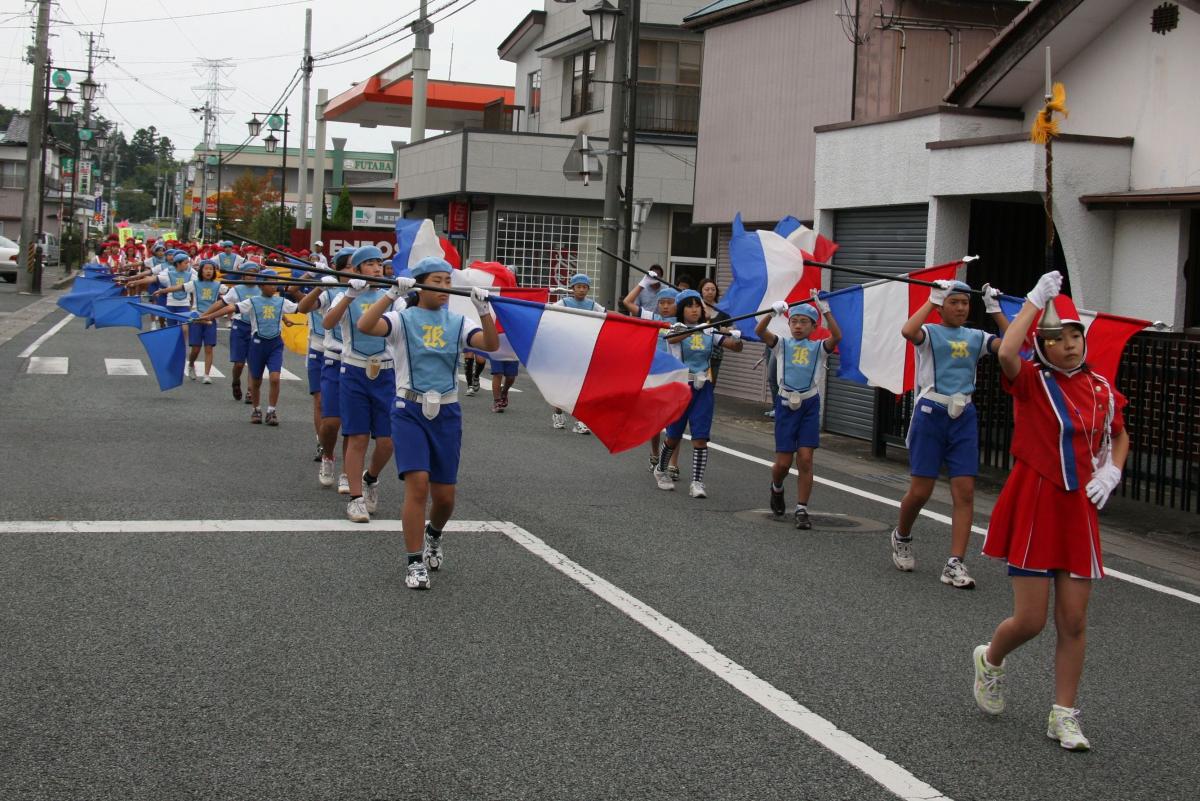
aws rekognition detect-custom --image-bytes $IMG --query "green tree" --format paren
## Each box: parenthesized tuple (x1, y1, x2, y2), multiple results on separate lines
(249, 204, 296, 247)
(114, 188, 153, 222)
(330, 186, 352, 229)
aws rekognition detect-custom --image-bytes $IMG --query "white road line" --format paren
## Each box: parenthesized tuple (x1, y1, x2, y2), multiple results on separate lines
(26, 356, 68, 374)
(105, 358, 148, 376)
(696, 437, 1200, 607)
(206, 366, 225, 378)
(0, 519, 499, 534)
(495, 521, 952, 801)
(279, 367, 302, 381)
(457, 373, 523, 391)
(17, 313, 75, 358)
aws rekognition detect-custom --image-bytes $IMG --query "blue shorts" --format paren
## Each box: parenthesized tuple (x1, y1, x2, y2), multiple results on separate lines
(188, 320, 217, 347)
(391, 398, 462, 484)
(774, 394, 822, 452)
(247, 335, 284, 377)
(320, 358, 341, 419)
(164, 305, 191, 325)
(907, 398, 979, 478)
(229, 320, 252, 364)
(665, 382, 715, 441)
(489, 359, 518, 378)
(339, 363, 394, 437)
(306, 348, 323, 394)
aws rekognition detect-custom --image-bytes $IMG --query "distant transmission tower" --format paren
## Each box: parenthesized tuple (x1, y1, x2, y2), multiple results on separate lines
(192, 58, 235, 144)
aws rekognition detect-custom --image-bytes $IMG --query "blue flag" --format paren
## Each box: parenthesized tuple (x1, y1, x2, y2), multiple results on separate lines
(91, 296, 144, 330)
(137, 325, 186, 391)
(126, 301, 195, 323)
(57, 279, 122, 320)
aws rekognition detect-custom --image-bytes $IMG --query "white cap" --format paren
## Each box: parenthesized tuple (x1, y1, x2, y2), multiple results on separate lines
(313, 240, 324, 247)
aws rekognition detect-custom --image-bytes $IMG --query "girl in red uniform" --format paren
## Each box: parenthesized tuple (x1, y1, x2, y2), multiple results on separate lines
(971, 271, 1130, 751)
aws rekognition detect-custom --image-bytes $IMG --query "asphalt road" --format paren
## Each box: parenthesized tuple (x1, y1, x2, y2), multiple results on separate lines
(1, 302, 1197, 801)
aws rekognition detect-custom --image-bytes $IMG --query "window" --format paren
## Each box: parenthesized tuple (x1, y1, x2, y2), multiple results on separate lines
(561, 48, 603, 118)
(636, 40, 702, 134)
(494, 210, 602, 290)
(1186, 210, 1199, 329)
(0, 161, 27, 190)
(527, 70, 541, 117)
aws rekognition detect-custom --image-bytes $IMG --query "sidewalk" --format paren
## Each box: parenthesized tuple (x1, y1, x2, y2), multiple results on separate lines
(713, 394, 1200, 590)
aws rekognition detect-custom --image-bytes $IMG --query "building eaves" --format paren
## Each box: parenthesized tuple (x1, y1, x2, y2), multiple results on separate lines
(0, 114, 31, 145)
(498, 10, 546, 62)
(682, 0, 801, 32)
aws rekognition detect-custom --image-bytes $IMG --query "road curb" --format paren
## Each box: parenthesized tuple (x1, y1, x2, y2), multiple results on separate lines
(50, 270, 79, 290)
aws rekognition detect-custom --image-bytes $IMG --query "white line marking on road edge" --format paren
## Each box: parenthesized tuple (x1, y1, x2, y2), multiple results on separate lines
(494, 521, 953, 801)
(0, 519, 502, 534)
(206, 366, 225, 378)
(105, 358, 148, 376)
(26, 356, 68, 374)
(280, 367, 302, 381)
(457, 373, 523, 391)
(693, 437, 1200, 607)
(18, 313, 74, 358)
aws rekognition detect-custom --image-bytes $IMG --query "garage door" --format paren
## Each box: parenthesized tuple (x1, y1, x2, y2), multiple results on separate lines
(823, 205, 928, 440)
(713, 224, 771, 403)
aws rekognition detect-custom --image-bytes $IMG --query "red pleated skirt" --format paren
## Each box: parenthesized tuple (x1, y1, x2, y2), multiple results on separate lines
(983, 460, 1104, 579)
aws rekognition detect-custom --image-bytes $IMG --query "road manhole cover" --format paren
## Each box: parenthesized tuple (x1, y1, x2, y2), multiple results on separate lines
(733, 509, 889, 532)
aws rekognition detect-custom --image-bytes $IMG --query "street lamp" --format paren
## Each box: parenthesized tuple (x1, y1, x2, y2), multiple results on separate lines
(78, 76, 98, 104)
(93, 130, 107, 150)
(246, 114, 262, 138)
(55, 91, 74, 118)
(246, 110, 291, 244)
(584, 1, 622, 43)
(262, 132, 279, 154)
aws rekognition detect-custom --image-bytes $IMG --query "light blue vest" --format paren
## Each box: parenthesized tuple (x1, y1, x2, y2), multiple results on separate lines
(653, 313, 676, 353)
(345, 289, 387, 357)
(325, 287, 346, 344)
(249, 295, 285, 339)
(679, 330, 715, 374)
(561, 297, 600, 311)
(167, 268, 192, 303)
(401, 306, 464, 394)
(925, 324, 988, 395)
(780, 336, 823, 392)
(216, 252, 239, 273)
(194, 280, 221, 313)
(233, 284, 261, 325)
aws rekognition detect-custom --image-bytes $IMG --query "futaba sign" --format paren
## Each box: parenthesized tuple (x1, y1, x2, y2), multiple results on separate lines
(343, 158, 393, 173)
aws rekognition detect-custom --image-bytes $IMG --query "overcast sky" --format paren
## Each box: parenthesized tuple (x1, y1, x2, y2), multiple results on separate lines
(0, 0, 537, 158)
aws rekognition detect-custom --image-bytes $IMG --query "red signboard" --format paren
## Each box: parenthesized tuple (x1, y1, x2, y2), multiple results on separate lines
(289, 228, 462, 268)
(447, 201, 469, 236)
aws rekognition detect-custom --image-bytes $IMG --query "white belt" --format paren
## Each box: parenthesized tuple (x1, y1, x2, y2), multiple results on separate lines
(308, 335, 325, 353)
(340, 353, 394, 370)
(779, 386, 820, 409)
(921, 390, 972, 419)
(399, 388, 459, 420)
(689, 370, 711, 389)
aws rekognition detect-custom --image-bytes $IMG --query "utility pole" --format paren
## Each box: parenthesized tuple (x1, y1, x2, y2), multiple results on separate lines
(410, 0, 432, 143)
(296, 8, 313, 230)
(17, 0, 51, 294)
(193, 102, 214, 239)
(598, 0, 632, 310)
(311, 88, 328, 244)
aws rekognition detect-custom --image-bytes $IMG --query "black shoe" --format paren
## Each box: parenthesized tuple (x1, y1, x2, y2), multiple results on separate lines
(769, 486, 785, 517)
(232, 380, 242, 401)
(794, 508, 811, 530)
(313, 441, 323, 462)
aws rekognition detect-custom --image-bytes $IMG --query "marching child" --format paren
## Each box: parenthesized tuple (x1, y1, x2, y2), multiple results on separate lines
(202, 262, 263, 403)
(890, 279, 1009, 589)
(970, 272, 1128, 751)
(654, 289, 744, 498)
(462, 351, 486, 396)
(636, 287, 679, 471)
(157, 258, 223, 382)
(488, 353, 519, 414)
(323, 246, 397, 523)
(754, 290, 841, 529)
(550, 273, 604, 434)
(357, 257, 499, 590)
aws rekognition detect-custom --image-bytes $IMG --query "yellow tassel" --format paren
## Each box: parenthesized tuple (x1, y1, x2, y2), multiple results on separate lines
(1030, 82, 1069, 144)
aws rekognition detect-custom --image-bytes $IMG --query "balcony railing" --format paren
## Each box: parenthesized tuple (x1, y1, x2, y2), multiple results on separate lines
(635, 83, 700, 136)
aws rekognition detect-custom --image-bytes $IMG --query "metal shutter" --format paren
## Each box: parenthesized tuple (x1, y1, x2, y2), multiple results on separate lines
(468, 209, 489, 262)
(713, 224, 770, 403)
(823, 205, 928, 440)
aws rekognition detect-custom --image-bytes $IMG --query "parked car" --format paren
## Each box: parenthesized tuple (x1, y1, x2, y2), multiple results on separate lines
(0, 234, 19, 283)
(37, 232, 60, 266)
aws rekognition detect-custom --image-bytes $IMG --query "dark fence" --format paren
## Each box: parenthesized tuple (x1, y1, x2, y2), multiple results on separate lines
(876, 331, 1200, 514)
(635, 84, 700, 136)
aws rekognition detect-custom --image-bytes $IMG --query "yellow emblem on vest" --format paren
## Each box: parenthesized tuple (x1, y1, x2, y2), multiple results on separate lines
(201, 288, 213, 300)
(949, 340, 970, 358)
(688, 333, 704, 350)
(422, 324, 447, 349)
(359, 301, 371, 314)
(260, 305, 277, 320)
(792, 344, 811, 366)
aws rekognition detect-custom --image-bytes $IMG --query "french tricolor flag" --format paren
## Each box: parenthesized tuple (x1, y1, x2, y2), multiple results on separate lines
(450, 261, 550, 360)
(490, 297, 692, 453)
(823, 262, 963, 394)
(718, 214, 837, 341)
(393, 218, 462, 276)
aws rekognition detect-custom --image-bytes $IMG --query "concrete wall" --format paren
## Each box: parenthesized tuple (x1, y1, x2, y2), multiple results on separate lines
(394, 133, 466, 200)
(1019, 0, 1200, 191)
(1111, 209, 1189, 327)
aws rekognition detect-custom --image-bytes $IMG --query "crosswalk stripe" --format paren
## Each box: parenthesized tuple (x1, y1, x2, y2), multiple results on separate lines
(457, 373, 523, 392)
(105, 358, 147, 376)
(206, 366, 225, 378)
(279, 367, 302, 381)
(26, 356, 68, 374)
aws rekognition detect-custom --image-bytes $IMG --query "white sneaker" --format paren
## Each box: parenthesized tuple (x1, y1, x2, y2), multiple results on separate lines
(573, 421, 591, 435)
(346, 496, 369, 523)
(972, 644, 1005, 715)
(654, 468, 674, 491)
(552, 412, 566, 429)
(362, 472, 379, 514)
(941, 559, 976, 589)
(318, 458, 335, 488)
(689, 481, 707, 498)
(405, 560, 431, 590)
(337, 473, 350, 495)
(424, 528, 444, 571)
(201, 375, 213, 384)
(465, 384, 478, 397)
(1047, 705, 1091, 751)
(890, 528, 915, 571)
(187, 364, 196, 380)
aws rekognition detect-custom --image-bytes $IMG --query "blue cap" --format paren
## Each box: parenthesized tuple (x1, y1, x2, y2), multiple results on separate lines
(171, 252, 189, 264)
(656, 287, 679, 303)
(790, 304, 819, 322)
(351, 246, 385, 267)
(241, 261, 260, 272)
(258, 268, 277, 278)
(569, 273, 590, 287)
(332, 247, 355, 267)
(675, 289, 702, 306)
(945, 280, 972, 298)
(411, 256, 452, 278)
(198, 258, 218, 268)
(152, 243, 165, 252)
(220, 240, 233, 248)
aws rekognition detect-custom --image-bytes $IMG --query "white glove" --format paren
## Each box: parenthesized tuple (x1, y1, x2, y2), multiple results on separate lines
(772, 300, 790, 317)
(928, 279, 954, 306)
(320, 275, 339, 285)
(345, 278, 368, 298)
(1085, 463, 1122, 509)
(728, 329, 742, 341)
(981, 283, 1002, 314)
(810, 290, 830, 314)
(1027, 271, 1063, 310)
(668, 322, 689, 335)
(470, 286, 492, 317)
(387, 277, 416, 298)
(638, 275, 654, 289)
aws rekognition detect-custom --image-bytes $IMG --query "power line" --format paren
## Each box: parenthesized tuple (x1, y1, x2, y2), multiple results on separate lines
(312, 2, 422, 60)
(317, 0, 478, 68)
